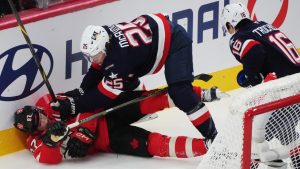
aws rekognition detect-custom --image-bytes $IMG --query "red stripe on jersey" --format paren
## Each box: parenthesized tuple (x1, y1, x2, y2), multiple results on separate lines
(153, 13, 171, 74)
(175, 137, 188, 158)
(97, 81, 118, 99)
(191, 111, 211, 127)
(240, 40, 261, 59)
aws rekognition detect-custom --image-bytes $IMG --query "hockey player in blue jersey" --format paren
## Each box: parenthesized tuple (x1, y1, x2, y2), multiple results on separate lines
(222, 3, 300, 88)
(221, 3, 300, 168)
(50, 13, 228, 145)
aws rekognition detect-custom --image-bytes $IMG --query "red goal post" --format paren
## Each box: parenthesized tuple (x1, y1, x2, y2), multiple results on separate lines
(197, 72, 300, 169)
(243, 94, 300, 169)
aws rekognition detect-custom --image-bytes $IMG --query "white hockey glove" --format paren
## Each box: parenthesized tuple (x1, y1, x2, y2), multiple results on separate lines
(202, 86, 230, 102)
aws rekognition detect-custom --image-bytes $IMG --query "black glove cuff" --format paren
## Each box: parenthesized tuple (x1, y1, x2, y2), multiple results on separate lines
(68, 97, 76, 115)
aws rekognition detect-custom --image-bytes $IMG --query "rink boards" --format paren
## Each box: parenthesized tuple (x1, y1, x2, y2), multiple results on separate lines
(0, 0, 299, 156)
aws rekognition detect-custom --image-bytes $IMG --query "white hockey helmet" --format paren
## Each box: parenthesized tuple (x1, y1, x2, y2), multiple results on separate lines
(221, 3, 249, 34)
(80, 25, 110, 58)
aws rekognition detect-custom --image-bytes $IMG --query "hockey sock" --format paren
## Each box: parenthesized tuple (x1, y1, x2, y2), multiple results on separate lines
(187, 102, 217, 140)
(140, 86, 204, 114)
(139, 90, 172, 114)
(139, 85, 205, 114)
(147, 133, 207, 158)
(168, 82, 199, 112)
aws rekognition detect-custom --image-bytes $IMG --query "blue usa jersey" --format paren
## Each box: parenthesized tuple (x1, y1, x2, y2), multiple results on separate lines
(229, 20, 300, 78)
(98, 13, 171, 99)
(75, 13, 171, 112)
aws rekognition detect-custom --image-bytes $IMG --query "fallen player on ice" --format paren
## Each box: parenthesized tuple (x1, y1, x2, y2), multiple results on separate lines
(13, 85, 228, 164)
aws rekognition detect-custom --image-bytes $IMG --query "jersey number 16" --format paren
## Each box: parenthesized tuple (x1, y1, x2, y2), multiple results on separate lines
(269, 32, 300, 65)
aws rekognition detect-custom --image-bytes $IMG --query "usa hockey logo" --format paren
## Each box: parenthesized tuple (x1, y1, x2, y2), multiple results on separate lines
(247, 0, 288, 28)
(0, 44, 53, 101)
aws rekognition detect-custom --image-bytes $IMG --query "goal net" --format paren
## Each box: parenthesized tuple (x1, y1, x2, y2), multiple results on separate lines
(197, 72, 300, 169)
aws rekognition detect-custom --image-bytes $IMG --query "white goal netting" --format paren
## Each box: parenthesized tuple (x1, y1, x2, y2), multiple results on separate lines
(197, 72, 300, 169)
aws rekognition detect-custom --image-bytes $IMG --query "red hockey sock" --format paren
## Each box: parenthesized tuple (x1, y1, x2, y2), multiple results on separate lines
(147, 133, 207, 158)
(140, 86, 204, 114)
(139, 91, 170, 114)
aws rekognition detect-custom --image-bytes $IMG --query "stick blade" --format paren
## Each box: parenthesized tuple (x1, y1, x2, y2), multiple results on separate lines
(194, 73, 213, 82)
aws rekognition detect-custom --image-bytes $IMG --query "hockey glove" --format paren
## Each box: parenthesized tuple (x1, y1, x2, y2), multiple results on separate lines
(202, 86, 230, 102)
(65, 127, 96, 158)
(237, 70, 263, 88)
(50, 97, 76, 121)
(59, 88, 84, 98)
(41, 121, 69, 147)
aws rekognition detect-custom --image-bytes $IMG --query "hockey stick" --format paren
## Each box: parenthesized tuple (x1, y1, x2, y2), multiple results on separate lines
(194, 73, 212, 82)
(8, 0, 57, 102)
(67, 73, 212, 128)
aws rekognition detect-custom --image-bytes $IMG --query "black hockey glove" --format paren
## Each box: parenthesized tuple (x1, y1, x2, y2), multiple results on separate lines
(65, 127, 96, 158)
(59, 88, 84, 98)
(41, 121, 69, 147)
(237, 70, 263, 88)
(50, 97, 76, 121)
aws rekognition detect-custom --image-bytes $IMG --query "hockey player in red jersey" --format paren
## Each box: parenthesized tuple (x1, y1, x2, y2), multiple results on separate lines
(14, 85, 227, 164)
(49, 13, 222, 145)
(221, 3, 300, 168)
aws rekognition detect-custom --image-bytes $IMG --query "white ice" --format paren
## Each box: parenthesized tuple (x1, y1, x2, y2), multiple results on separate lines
(0, 89, 242, 169)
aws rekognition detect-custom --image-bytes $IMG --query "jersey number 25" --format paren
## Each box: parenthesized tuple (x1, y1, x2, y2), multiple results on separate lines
(116, 16, 152, 47)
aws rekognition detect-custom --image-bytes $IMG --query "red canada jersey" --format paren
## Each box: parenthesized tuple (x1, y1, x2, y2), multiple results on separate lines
(26, 94, 111, 164)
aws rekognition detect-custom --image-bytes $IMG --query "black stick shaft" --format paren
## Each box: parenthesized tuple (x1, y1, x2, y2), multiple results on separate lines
(8, 0, 57, 102)
(68, 73, 212, 128)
